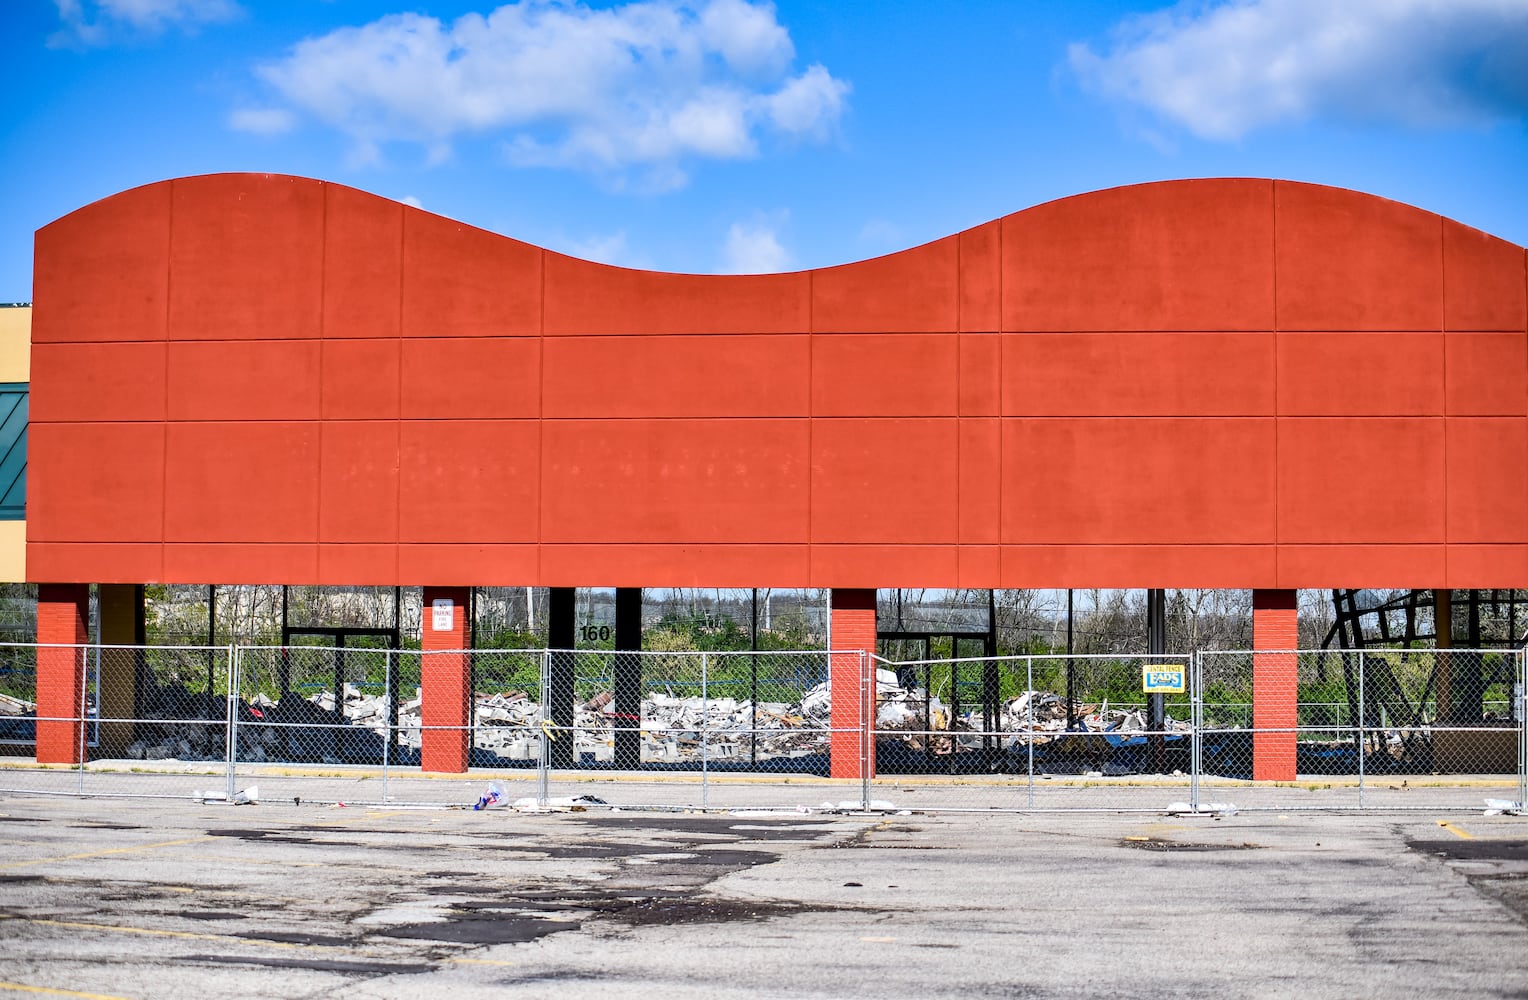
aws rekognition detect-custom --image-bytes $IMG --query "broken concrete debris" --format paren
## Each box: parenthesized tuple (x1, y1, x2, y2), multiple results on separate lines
(5, 666, 1192, 774)
(461, 667, 1193, 770)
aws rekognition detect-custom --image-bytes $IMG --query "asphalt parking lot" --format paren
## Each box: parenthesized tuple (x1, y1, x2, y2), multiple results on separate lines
(0, 795, 1526, 999)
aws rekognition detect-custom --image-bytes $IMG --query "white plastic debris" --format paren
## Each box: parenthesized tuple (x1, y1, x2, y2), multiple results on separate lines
(473, 782, 506, 810)
(823, 799, 899, 813)
(1165, 800, 1237, 816)
(199, 785, 258, 805)
(1483, 798, 1524, 816)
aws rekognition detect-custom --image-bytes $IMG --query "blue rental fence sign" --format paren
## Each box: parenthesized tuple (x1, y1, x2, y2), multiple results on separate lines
(1142, 664, 1186, 694)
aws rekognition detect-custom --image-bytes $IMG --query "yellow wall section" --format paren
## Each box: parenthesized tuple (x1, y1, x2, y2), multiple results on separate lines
(0, 307, 28, 581)
(0, 521, 24, 583)
(0, 306, 30, 382)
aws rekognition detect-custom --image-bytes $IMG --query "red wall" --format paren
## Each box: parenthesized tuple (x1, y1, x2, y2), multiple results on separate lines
(27, 174, 1528, 588)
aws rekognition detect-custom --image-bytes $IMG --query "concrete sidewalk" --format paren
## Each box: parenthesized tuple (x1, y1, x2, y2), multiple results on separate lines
(1, 756, 1522, 814)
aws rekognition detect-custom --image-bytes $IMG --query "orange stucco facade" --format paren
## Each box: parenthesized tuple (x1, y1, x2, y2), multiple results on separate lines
(25, 173, 1528, 590)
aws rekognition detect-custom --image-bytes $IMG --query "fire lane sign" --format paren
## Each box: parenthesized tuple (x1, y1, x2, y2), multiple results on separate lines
(1142, 664, 1186, 694)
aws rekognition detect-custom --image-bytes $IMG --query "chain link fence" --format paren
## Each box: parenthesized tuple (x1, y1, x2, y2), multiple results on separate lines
(532, 649, 865, 810)
(868, 652, 1195, 812)
(0, 642, 1522, 814)
(1195, 648, 1526, 811)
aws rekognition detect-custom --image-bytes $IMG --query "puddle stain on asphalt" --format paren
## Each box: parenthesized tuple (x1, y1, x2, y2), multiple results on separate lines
(375, 823, 857, 947)
(1408, 836, 1528, 925)
(1407, 838, 1528, 863)
(1119, 838, 1264, 852)
(6, 813, 872, 968)
(181, 953, 436, 976)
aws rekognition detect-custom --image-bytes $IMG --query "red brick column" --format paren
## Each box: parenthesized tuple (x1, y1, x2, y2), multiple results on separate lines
(1252, 589, 1297, 781)
(421, 586, 471, 773)
(37, 584, 89, 765)
(829, 588, 876, 780)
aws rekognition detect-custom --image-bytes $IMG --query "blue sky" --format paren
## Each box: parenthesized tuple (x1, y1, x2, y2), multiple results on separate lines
(3, 0, 1526, 301)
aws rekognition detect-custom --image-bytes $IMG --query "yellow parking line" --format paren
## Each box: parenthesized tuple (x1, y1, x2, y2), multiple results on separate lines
(0, 915, 340, 953)
(0, 838, 210, 871)
(2, 915, 512, 968)
(0, 981, 132, 999)
(1437, 820, 1475, 839)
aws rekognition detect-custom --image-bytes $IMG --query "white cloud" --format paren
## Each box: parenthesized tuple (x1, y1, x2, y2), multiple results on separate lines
(558, 231, 655, 268)
(52, 0, 239, 46)
(228, 107, 295, 135)
(698, 0, 792, 75)
(762, 63, 849, 138)
(250, 0, 849, 185)
(399, 195, 423, 209)
(1070, 0, 1528, 140)
(721, 220, 790, 273)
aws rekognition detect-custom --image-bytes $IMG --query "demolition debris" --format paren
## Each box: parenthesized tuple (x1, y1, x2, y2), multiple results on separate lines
(1, 667, 1196, 775)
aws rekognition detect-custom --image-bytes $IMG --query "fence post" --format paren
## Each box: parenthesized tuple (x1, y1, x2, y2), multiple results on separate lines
(77, 644, 87, 796)
(1026, 656, 1035, 810)
(225, 644, 238, 803)
(1190, 652, 1201, 812)
(538, 649, 550, 808)
(1518, 647, 1526, 810)
(1357, 650, 1366, 810)
(860, 650, 871, 812)
(382, 648, 392, 803)
(701, 650, 709, 812)
(89, 643, 100, 766)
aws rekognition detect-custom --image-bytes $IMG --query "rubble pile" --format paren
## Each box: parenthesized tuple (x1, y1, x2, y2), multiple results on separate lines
(875, 681, 1193, 769)
(468, 687, 835, 765)
(996, 692, 1195, 747)
(0, 691, 36, 742)
(121, 683, 388, 764)
(9, 666, 1191, 775)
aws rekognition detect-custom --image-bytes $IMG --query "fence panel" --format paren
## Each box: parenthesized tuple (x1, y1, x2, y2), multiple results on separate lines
(85, 644, 236, 800)
(1194, 650, 1356, 811)
(869, 652, 1028, 812)
(0, 644, 240, 801)
(1024, 654, 1194, 812)
(229, 645, 395, 805)
(469, 647, 544, 769)
(538, 648, 864, 811)
(1357, 648, 1523, 811)
(870, 653, 1195, 812)
(1193, 648, 1527, 812)
(0, 641, 79, 798)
